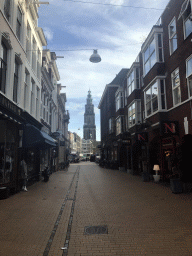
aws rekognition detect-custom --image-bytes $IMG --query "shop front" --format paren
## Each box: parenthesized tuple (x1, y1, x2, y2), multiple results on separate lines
(0, 94, 25, 197)
(22, 124, 57, 183)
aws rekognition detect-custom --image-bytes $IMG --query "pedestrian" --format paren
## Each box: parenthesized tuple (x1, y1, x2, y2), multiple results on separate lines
(20, 156, 28, 192)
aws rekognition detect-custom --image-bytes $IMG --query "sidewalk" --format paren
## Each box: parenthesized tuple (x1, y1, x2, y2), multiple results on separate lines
(0, 162, 192, 256)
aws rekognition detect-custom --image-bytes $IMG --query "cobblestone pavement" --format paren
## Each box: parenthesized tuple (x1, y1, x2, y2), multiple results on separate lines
(0, 162, 192, 256)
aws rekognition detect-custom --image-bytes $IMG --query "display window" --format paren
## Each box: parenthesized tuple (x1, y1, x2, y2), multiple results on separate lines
(0, 120, 16, 185)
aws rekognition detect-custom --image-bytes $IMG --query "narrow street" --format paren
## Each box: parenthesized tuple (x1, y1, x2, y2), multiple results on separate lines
(0, 162, 192, 256)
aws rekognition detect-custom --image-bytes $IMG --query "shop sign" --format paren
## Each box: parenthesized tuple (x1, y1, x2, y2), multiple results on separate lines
(0, 93, 22, 116)
(135, 132, 148, 142)
(160, 121, 179, 135)
(122, 139, 131, 145)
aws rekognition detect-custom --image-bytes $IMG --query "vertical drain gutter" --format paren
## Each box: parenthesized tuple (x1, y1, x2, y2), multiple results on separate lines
(62, 168, 80, 256)
(43, 167, 79, 256)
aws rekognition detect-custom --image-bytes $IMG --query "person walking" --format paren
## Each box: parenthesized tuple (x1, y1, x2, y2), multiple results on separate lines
(20, 157, 28, 192)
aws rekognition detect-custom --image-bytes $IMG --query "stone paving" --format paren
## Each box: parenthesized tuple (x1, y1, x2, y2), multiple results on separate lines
(0, 162, 192, 256)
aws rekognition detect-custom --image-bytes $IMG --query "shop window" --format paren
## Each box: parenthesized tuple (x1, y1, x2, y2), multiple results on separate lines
(171, 68, 181, 106)
(168, 17, 177, 55)
(0, 121, 15, 185)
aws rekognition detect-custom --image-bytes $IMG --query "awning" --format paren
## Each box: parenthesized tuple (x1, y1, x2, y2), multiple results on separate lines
(23, 124, 57, 149)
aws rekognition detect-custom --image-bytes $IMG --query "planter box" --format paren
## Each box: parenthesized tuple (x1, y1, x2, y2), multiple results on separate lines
(170, 179, 183, 194)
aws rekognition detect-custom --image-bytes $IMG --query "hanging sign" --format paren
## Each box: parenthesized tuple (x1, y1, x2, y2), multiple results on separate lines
(135, 132, 148, 142)
(160, 121, 179, 135)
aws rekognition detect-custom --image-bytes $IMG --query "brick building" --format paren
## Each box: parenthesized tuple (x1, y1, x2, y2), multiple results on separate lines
(99, 0, 192, 186)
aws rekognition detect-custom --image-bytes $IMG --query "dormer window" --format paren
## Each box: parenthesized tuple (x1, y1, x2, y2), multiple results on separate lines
(142, 27, 164, 76)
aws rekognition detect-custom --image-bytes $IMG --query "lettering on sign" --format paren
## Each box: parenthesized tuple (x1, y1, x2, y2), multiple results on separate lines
(135, 132, 148, 142)
(160, 121, 179, 135)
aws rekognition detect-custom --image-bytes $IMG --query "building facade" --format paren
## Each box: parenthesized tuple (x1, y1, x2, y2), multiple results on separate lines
(99, 0, 192, 187)
(0, 0, 69, 196)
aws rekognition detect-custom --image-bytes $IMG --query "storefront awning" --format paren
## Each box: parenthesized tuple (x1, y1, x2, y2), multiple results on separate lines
(23, 124, 57, 149)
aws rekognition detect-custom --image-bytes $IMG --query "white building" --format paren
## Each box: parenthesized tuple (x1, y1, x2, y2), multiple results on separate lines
(82, 139, 93, 158)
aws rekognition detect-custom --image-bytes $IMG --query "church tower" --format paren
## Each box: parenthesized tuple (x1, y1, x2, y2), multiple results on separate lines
(83, 90, 96, 140)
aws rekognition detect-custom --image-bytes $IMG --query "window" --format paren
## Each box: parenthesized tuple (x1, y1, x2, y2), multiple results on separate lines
(36, 86, 40, 118)
(116, 116, 124, 135)
(144, 39, 156, 75)
(128, 101, 141, 128)
(109, 117, 115, 134)
(30, 80, 35, 114)
(32, 38, 36, 72)
(4, 0, 11, 21)
(26, 23, 31, 62)
(186, 56, 192, 97)
(171, 68, 181, 106)
(127, 70, 134, 96)
(128, 102, 135, 127)
(144, 79, 166, 117)
(169, 18, 177, 55)
(0, 41, 8, 94)
(13, 59, 19, 102)
(178, 0, 192, 39)
(16, 7, 22, 41)
(115, 91, 124, 111)
(24, 69, 29, 109)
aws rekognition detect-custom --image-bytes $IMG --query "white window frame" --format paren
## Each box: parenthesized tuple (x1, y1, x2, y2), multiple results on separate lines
(186, 55, 192, 98)
(144, 78, 167, 118)
(116, 116, 124, 135)
(184, 13, 192, 39)
(168, 17, 177, 55)
(142, 31, 164, 76)
(4, 0, 12, 22)
(171, 68, 181, 106)
(128, 100, 141, 128)
(16, 6, 23, 43)
(115, 90, 124, 111)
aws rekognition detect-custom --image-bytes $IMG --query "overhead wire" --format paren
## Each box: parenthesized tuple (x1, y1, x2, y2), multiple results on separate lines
(63, 0, 164, 11)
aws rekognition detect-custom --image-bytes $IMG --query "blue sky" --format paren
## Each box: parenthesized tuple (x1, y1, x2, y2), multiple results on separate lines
(38, 0, 170, 141)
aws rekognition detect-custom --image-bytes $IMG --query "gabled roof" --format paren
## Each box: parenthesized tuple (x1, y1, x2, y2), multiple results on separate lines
(98, 68, 129, 109)
(108, 68, 129, 86)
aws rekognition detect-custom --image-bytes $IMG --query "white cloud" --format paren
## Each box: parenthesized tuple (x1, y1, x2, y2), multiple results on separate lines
(43, 27, 54, 41)
(38, 0, 170, 140)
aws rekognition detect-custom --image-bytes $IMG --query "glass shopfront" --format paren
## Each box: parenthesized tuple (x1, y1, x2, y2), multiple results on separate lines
(0, 120, 17, 185)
